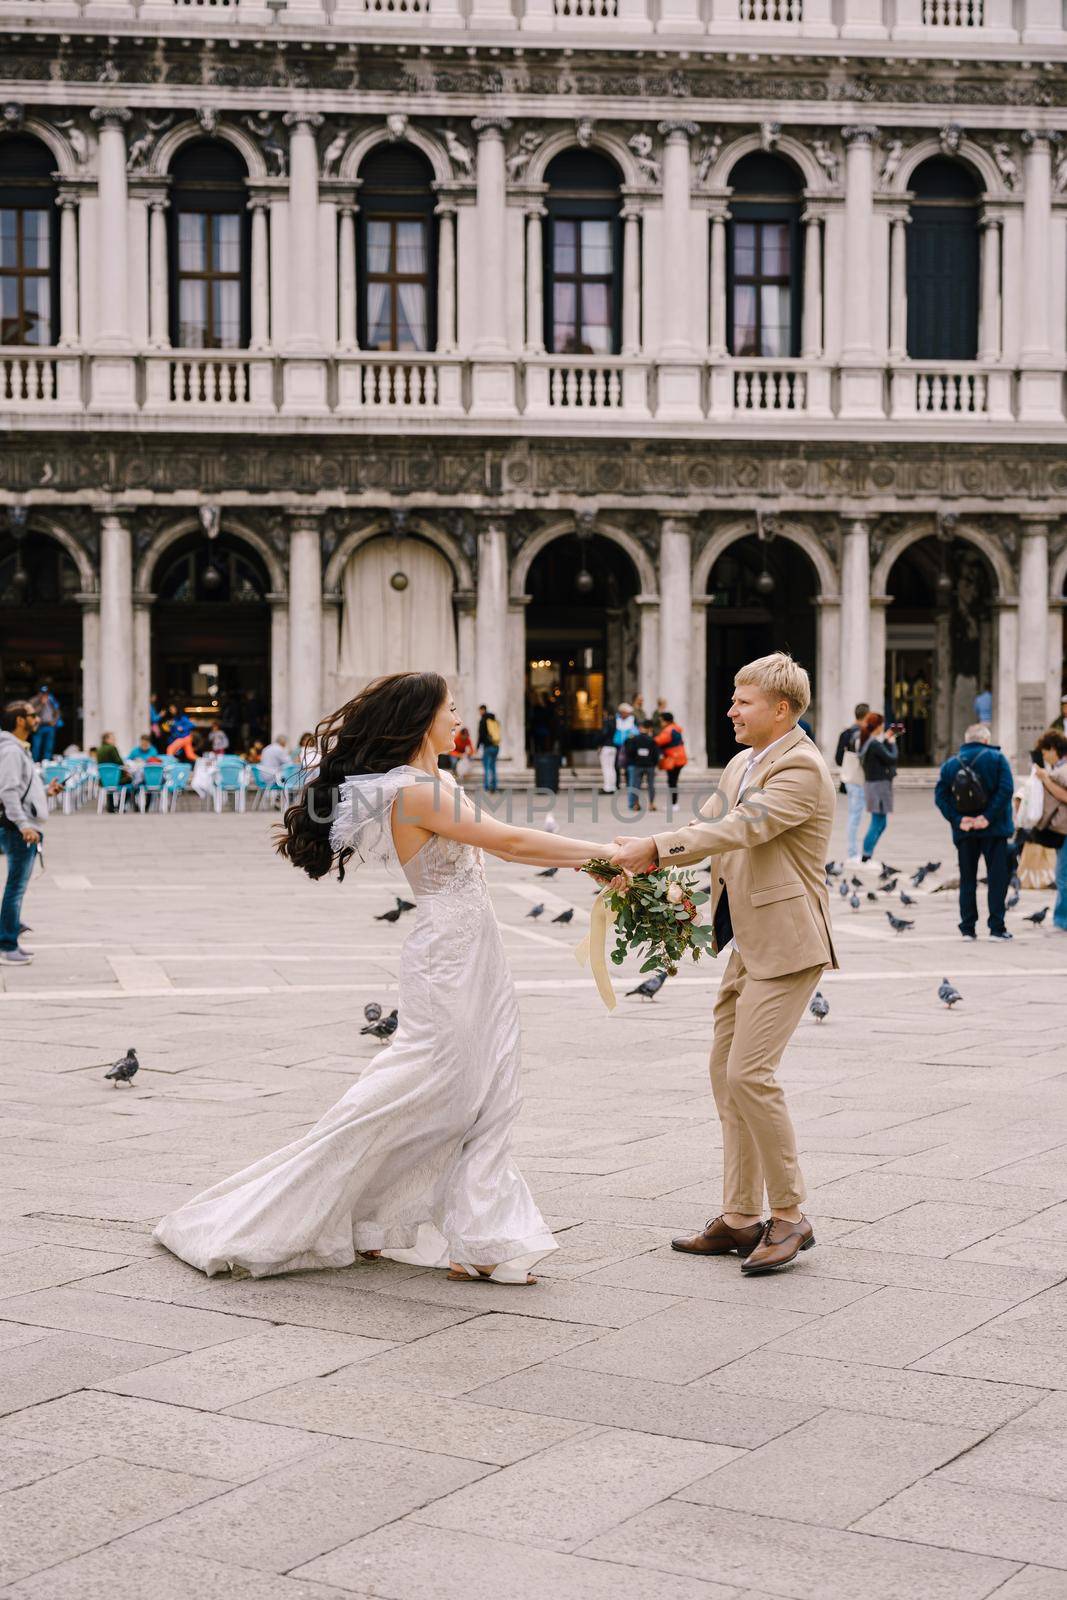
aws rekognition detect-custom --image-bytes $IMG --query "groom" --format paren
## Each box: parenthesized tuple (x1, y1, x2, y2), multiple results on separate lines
(610, 652, 837, 1275)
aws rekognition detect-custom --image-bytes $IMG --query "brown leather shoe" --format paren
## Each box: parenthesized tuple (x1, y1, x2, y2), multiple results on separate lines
(671, 1216, 765, 1258)
(741, 1216, 815, 1274)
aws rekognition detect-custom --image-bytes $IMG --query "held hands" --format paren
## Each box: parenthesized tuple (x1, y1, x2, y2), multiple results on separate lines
(609, 835, 659, 876)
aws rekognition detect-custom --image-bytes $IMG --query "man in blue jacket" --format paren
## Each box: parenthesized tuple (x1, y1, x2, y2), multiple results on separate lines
(935, 723, 1015, 942)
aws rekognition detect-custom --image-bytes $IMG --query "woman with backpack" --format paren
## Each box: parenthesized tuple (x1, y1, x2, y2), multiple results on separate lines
(858, 711, 898, 862)
(477, 705, 501, 794)
(654, 710, 688, 812)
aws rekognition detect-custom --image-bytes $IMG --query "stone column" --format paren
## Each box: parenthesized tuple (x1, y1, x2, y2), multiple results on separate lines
(636, 595, 660, 712)
(249, 196, 271, 351)
(1049, 597, 1066, 724)
(283, 113, 324, 353)
(978, 215, 1002, 361)
(658, 516, 693, 733)
(621, 204, 641, 356)
(1017, 517, 1051, 752)
(90, 109, 132, 349)
(840, 126, 882, 416)
(868, 594, 891, 716)
(470, 117, 515, 415)
(1020, 133, 1058, 418)
(436, 201, 458, 354)
(132, 591, 153, 743)
(801, 209, 823, 359)
(994, 598, 1019, 766)
(657, 120, 701, 417)
(148, 198, 169, 348)
(269, 593, 290, 741)
(839, 517, 872, 706)
(815, 593, 843, 765)
(524, 203, 545, 354)
(454, 589, 477, 734)
(476, 516, 509, 725)
(287, 513, 324, 743)
(56, 192, 80, 346)
(708, 203, 728, 357)
(472, 118, 510, 355)
(888, 209, 908, 360)
(688, 596, 710, 770)
(77, 593, 101, 748)
(842, 127, 875, 358)
(98, 513, 134, 752)
(336, 200, 358, 352)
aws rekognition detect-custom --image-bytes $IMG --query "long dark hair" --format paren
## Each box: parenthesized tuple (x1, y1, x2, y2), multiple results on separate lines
(276, 671, 448, 881)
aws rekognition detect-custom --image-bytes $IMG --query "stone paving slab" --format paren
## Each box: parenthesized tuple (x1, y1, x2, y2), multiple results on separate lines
(1, 799, 1065, 1596)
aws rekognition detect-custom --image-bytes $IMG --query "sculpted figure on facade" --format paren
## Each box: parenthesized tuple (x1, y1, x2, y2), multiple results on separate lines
(320, 126, 348, 178)
(438, 126, 473, 179)
(695, 131, 722, 187)
(506, 129, 544, 183)
(244, 112, 287, 176)
(628, 131, 660, 186)
(810, 137, 840, 188)
(126, 113, 175, 173)
(989, 140, 1019, 191)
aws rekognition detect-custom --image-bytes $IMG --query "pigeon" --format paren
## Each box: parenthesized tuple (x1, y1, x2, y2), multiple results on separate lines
(879, 878, 899, 895)
(850, 876, 863, 888)
(537, 867, 558, 878)
(866, 892, 878, 903)
(361, 1008, 398, 1042)
(1023, 906, 1049, 926)
(911, 866, 928, 888)
(527, 903, 545, 919)
(849, 892, 861, 911)
(924, 861, 942, 875)
(395, 898, 415, 913)
(886, 911, 914, 933)
(375, 907, 402, 923)
(363, 1001, 382, 1024)
(552, 908, 574, 924)
(900, 891, 916, 908)
(809, 991, 829, 1023)
(103, 1048, 139, 1087)
(879, 863, 901, 880)
(839, 881, 850, 899)
(825, 861, 843, 877)
(626, 971, 667, 1000)
(938, 978, 963, 1008)
(1005, 888, 1020, 912)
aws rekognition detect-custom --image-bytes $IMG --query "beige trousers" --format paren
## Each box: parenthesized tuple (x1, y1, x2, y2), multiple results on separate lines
(710, 947, 824, 1213)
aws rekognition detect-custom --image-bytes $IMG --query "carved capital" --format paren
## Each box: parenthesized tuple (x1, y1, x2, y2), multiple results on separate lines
(842, 125, 877, 147)
(89, 107, 132, 131)
(471, 115, 512, 138)
(657, 120, 699, 140)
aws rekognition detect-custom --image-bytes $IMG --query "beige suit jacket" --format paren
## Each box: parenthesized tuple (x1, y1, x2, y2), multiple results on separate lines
(652, 727, 839, 981)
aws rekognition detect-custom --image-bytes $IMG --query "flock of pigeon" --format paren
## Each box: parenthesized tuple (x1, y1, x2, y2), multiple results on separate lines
(823, 858, 1051, 935)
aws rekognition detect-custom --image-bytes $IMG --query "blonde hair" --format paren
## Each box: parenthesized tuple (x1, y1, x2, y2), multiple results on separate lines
(734, 652, 811, 718)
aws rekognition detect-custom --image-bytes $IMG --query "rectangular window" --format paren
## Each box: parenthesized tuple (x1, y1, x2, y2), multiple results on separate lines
(550, 217, 615, 355)
(0, 206, 52, 345)
(364, 216, 430, 352)
(176, 210, 242, 349)
(730, 219, 793, 358)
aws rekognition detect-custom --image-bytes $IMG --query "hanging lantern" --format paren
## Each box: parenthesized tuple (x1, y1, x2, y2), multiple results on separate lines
(575, 566, 594, 595)
(755, 565, 775, 596)
(390, 570, 409, 592)
(201, 560, 223, 593)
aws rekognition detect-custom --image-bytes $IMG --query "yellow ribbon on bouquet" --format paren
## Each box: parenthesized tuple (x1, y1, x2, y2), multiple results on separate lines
(573, 886, 619, 1012)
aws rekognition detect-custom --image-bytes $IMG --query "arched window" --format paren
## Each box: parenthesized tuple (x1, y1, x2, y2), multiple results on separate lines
(358, 145, 435, 352)
(169, 140, 249, 350)
(544, 150, 622, 356)
(906, 158, 981, 360)
(726, 153, 803, 358)
(0, 137, 58, 346)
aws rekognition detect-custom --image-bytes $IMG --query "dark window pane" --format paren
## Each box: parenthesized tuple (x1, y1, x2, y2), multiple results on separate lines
(178, 213, 206, 274)
(580, 281, 612, 353)
(760, 285, 790, 356)
(0, 210, 16, 269)
(733, 284, 757, 355)
(22, 210, 50, 271)
(212, 279, 241, 349)
(734, 223, 757, 277)
(22, 275, 50, 344)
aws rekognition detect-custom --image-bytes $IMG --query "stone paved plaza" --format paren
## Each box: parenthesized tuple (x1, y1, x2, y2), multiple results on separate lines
(1, 791, 1066, 1600)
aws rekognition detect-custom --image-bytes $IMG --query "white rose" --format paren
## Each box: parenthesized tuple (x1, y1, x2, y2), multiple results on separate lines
(666, 882, 684, 904)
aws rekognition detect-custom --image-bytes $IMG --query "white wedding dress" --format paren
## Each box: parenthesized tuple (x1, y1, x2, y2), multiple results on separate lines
(154, 766, 557, 1280)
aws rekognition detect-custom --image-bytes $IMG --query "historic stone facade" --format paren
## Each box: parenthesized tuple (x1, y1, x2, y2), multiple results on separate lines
(2, 4, 1067, 769)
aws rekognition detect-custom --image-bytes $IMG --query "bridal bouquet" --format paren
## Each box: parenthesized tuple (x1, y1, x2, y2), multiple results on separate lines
(581, 857, 713, 979)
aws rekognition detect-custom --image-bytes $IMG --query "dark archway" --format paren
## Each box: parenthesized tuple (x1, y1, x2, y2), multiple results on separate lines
(0, 528, 82, 743)
(524, 532, 640, 766)
(151, 531, 270, 748)
(884, 535, 996, 765)
(705, 534, 817, 766)
(906, 158, 982, 361)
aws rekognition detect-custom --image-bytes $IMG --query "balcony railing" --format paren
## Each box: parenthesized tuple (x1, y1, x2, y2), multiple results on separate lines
(335, 354, 465, 413)
(523, 355, 650, 416)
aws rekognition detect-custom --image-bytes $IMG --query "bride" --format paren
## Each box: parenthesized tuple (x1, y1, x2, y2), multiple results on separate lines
(154, 671, 603, 1286)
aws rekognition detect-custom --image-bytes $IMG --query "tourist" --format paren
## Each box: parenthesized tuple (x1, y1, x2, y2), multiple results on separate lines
(127, 734, 159, 762)
(259, 734, 289, 776)
(208, 721, 230, 754)
(1032, 730, 1067, 931)
(477, 704, 501, 794)
(597, 708, 617, 795)
(858, 711, 898, 862)
(29, 684, 61, 764)
(169, 704, 193, 742)
(835, 701, 870, 863)
(149, 697, 164, 743)
(246, 740, 264, 768)
(624, 718, 659, 813)
(1052, 693, 1067, 734)
(654, 709, 688, 810)
(165, 728, 199, 764)
(935, 722, 1015, 942)
(97, 732, 135, 811)
(451, 725, 475, 781)
(0, 700, 61, 966)
(974, 685, 993, 725)
(613, 700, 637, 791)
